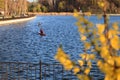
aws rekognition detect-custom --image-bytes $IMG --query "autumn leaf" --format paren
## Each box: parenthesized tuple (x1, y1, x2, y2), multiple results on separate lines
(73, 66, 80, 74)
(99, 34, 106, 44)
(78, 60, 84, 66)
(81, 34, 87, 41)
(84, 68, 90, 75)
(110, 35, 119, 50)
(96, 24, 105, 34)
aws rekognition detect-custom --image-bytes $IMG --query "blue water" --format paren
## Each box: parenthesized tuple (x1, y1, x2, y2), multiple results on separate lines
(0, 15, 120, 63)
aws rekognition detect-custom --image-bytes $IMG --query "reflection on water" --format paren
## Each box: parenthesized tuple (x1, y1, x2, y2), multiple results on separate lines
(0, 15, 120, 63)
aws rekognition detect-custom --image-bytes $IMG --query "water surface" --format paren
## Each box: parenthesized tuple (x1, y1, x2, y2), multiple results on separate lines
(0, 15, 120, 63)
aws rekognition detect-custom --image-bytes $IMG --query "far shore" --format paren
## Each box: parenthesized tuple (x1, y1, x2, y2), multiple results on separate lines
(0, 12, 120, 25)
(28, 12, 73, 16)
(28, 12, 120, 16)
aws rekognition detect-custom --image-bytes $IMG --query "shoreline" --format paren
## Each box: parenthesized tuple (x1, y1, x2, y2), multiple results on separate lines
(28, 12, 73, 16)
(28, 12, 120, 16)
(0, 16, 36, 25)
(0, 13, 120, 25)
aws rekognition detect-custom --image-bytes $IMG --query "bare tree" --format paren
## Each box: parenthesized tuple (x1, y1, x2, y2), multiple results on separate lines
(4, 0, 27, 17)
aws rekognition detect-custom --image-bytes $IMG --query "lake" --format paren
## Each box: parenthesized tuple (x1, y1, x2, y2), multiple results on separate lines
(0, 15, 120, 63)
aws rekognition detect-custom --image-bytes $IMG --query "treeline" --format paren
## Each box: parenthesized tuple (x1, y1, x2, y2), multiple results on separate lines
(0, 0, 27, 17)
(28, 0, 120, 13)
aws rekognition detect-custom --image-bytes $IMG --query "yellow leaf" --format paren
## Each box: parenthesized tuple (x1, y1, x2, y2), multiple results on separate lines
(73, 66, 80, 74)
(80, 53, 90, 61)
(115, 68, 120, 74)
(114, 57, 120, 67)
(100, 2, 105, 7)
(103, 63, 114, 74)
(83, 75, 90, 80)
(77, 74, 90, 80)
(117, 73, 120, 80)
(97, 60, 103, 67)
(64, 59, 73, 70)
(95, 45, 101, 51)
(104, 75, 112, 80)
(100, 46, 110, 58)
(113, 22, 119, 30)
(87, 61, 92, 68)
(78, 60, 84, 66)
(84, 42, 91, 49)
(96, 24, 105, 34)
(78, 26, 86, 33)
(108, 30, 113, 39)
(59, 57, 67, 64)
(56, 47, 65, 57)
(89, 54, 95, 60)
(99, 34, 106, 44)
(97, 61, 109, 73)
(108, 29, 117, 39)
(74, 12, 79, 17)
(66, 59, 72, 64)
(81, 35, 87, 41)
(98, 1, 105, 8)
(77, 74, 82, 80)
(64, 64, 73, 70)
(110, 35, 119, 50)
(115, 69, 120, 80)
(80, 53, 87, 60)
(84, 68, 90, 75)
(55, 47, 73, 71)
(106, 58, 114, 66)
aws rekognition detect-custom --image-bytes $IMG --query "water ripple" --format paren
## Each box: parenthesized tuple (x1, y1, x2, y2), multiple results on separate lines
(0, 15, 120, 63)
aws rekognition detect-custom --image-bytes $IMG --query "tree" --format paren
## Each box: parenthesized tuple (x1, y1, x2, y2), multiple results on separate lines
(0, 0, 4, 9)
(33, 7, 37, 12)
(55, 0, 120, 80)
(58, 1, 66, 12)
(36, 0, 120, 13)
(2, 0, 27, 17)
(41, 5, 48, 12)
(36, 4, 42, 12)
(28, 3, 42, 12)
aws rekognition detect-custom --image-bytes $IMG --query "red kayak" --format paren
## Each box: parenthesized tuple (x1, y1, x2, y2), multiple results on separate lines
(39, 33, 46, 36)
(39, 29, 46, 36)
